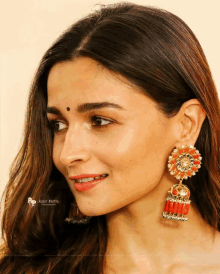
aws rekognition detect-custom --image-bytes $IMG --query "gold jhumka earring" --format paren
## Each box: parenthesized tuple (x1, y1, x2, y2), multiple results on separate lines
(162, 144, 202, 221)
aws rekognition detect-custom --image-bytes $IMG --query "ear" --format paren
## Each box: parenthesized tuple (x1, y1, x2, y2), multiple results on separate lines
(175, 99, 206, 148)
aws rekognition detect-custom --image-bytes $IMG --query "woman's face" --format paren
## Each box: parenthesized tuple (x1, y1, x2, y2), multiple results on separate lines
(47, 57, 179, 216)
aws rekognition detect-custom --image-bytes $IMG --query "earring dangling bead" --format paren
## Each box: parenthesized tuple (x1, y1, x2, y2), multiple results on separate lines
(162, 144, 202, 221)
(65, 203, 92, 225)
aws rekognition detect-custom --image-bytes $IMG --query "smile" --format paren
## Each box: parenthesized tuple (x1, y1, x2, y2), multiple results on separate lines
(74, 175, 108, 192)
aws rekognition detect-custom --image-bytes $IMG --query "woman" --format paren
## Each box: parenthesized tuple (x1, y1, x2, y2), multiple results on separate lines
(0, 2, 220, 273)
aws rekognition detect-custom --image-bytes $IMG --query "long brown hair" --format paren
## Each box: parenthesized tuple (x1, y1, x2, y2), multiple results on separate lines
(0, 2, 219, 273)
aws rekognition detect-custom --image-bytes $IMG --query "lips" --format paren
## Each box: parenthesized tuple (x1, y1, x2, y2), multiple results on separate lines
(74, 176, 107, 192)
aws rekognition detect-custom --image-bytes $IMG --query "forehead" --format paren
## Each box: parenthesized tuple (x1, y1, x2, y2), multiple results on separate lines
(47, 57, 157, 112)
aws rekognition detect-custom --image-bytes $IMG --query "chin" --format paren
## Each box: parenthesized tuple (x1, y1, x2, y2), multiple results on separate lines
(80, 207, 108, 217)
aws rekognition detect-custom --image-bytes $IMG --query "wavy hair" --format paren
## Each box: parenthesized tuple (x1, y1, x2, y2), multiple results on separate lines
(0, 2, 219, 273)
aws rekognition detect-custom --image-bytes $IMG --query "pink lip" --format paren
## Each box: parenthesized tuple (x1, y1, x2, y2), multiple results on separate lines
(74, 177, 106, 192)
(69, 174, 105, 180)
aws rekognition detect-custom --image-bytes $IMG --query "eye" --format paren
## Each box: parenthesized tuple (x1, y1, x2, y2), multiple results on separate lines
(91, 116, 113, 128)
(47, 116, 113, 133)
(47, 119, 67, 133)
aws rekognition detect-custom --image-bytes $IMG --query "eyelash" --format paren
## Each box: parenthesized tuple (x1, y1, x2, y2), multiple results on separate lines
(47, 116, 113, 133)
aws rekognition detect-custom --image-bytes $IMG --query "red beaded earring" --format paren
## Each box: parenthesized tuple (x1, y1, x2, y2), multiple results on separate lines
(162, 144, 202, 221)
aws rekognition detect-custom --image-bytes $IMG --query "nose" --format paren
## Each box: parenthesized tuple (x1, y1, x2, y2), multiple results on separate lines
(59, 124, 90, 167)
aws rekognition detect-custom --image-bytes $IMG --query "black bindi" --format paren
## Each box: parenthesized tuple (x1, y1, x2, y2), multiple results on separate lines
(66, 107, 70, 111)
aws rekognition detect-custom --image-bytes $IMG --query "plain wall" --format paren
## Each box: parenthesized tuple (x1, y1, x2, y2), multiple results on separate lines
(0, 0, 220, 238)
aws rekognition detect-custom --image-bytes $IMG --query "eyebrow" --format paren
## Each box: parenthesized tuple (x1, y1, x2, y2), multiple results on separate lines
(46, 101, 127, 115)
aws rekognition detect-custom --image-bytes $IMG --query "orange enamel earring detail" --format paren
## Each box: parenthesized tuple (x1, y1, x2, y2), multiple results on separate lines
(162, 144, 202, 221)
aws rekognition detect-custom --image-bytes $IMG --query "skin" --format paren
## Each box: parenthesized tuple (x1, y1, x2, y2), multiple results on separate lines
(47, 57, 220, 274)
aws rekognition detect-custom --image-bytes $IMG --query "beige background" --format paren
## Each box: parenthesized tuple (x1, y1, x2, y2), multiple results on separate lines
(0, 0, 219, 228)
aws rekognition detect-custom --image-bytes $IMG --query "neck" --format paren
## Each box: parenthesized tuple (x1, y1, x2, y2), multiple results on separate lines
(104, 176, 218, 272)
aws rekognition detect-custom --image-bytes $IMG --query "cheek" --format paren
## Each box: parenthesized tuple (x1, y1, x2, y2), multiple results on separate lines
(102, 121, 171, 188)
(100, 120, 167, 166)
